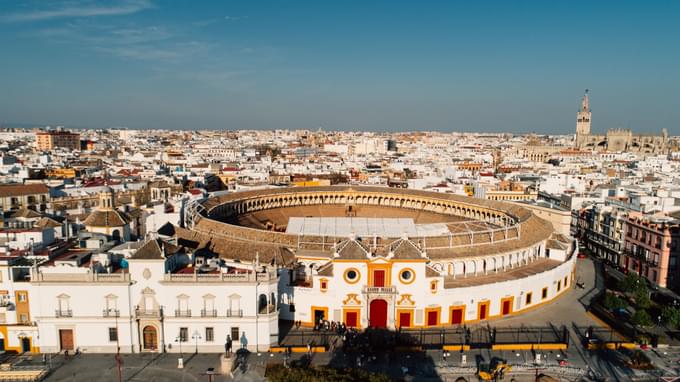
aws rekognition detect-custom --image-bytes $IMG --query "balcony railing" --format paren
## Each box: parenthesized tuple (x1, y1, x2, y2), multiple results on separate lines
(175, 309, 192, 317)
(200, 309, 217, 317)
(362, 286, 397, 294)
(162, 270, 278, 283)
(55, 309, 72, 318)
(103, 309, 120, 317)
(136, 307, 163, 318)
(32, 271, 131, 283)
(226, 309, 244, 317)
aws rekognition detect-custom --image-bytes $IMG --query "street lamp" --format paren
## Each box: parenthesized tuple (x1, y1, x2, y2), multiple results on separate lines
(255, 281, 260, 353)
(175, 334, 184, 369)
(175, 335, 183, 356)
(192, 330, 202, 354)
(107, 308, 122, 382)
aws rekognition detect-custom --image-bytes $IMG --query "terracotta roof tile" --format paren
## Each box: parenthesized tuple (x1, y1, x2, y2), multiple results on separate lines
(0, 183, 49, 197)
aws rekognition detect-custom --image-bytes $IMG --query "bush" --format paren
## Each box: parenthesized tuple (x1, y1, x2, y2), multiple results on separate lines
(603, 292, 627, 310)
(620, 273, 647, 295)
(632, 309, 653, 327)
(635, 289, 652, 309)
(266, 364, 391, 382)
(662, 306, 680, 328)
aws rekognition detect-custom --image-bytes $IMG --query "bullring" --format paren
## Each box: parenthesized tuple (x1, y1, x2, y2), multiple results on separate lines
(183, 186, 577, 329)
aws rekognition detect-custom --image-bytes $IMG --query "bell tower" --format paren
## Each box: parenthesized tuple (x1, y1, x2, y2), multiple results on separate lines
(98, 187, 115, 210)
(575, 89, 592, 148)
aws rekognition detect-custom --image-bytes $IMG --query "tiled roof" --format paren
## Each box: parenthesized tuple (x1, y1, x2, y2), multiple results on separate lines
(5, 208, 42, 219)
(131, 238, 181, 260)
(36, 217, 62, 228)
(83, 209, 131, 227)
(317, 263, 333, 276)
(172, 225, 296, 265)
(389, 239, 424, 259)
(0, 183, 49, 197)
(335, 239, 369, 259)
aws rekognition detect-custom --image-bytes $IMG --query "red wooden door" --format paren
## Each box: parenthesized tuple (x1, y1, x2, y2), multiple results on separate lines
(399, 312, 411, 328)
(450, 308, 463, 325)
(345, 312, 358, 327)
(373, 270, 385, 287)
(502, 300, 511, 315)
(59, 329, 74, 351)
(427, 311, 438, 326)
(369, 299, 388, 328)
(479, 303, 488, 320)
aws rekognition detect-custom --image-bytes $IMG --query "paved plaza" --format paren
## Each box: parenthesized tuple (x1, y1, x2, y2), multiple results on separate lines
(37, 258, 680, 381)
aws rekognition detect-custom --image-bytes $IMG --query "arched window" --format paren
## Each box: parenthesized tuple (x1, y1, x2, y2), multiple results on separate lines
(258, 294, 268, 314)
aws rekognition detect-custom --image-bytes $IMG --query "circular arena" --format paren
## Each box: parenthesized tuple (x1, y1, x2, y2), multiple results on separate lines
(182, 186, 576, 329)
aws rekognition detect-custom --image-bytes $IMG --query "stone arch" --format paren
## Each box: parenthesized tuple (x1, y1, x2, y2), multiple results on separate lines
(453, 261, 465, 276)
(466, 260, 476, 275)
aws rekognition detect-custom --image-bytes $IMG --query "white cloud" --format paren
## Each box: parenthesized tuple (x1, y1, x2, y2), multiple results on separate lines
(224, 15, 248, 21)
(1, 0, 153, 22)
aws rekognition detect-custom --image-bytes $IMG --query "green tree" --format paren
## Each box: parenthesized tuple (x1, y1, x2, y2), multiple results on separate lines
(632, 309, 653, 327)
(603, 292, 627, 310)
(620, 273, 646, 294)
(662, 306, 680, 328)
(634, 289, 651, 309)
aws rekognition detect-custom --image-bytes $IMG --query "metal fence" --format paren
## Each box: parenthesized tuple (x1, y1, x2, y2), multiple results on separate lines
(279, 325, 569, 351)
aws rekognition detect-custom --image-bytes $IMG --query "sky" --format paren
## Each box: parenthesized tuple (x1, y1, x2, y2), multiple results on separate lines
(0, 0, 679, 134)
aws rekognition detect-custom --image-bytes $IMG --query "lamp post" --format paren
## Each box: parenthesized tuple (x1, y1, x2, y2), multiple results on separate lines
(192, 330, 202, 354)
(108, 308, 122, 382)
(255, 281, 260, 353)
(175, 335, 184, 369)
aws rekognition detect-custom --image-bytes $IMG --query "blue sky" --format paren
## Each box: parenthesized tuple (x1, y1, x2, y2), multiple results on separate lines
(0, 1, 679, 133)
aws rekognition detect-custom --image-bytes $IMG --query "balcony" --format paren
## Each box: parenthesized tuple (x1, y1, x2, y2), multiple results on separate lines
(200, 309, 217, 317)
(162, 270, 278, 283)
(175, 309, 192, 317)
(136, 307, 163, 318)
(226, 309, 244, 317)
(32, 271, 131, 283)
(55, 309, 72, 318)
(362, 286, 397, 294)
(103, 309, 120, 317)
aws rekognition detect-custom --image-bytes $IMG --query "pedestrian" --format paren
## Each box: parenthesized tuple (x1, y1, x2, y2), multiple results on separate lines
(226, 335, 233, 357)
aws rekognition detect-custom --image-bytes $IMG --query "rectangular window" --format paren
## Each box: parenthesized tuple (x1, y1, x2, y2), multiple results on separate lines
(525, 292, 532, 305)
(179, 327, 188, 342)
(19, 314, 28, 323)
(231, 327, 240, 342)
(205, 327, 214, 342)
(542, 287, 548, 300)
(109, 327, 118, 342)
(557, 281, 561, 292)
(18, 293, 26, 303)
(564, 277, 568, 287)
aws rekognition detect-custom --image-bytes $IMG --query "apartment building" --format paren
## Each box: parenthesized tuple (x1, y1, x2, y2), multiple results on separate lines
(0, 184, 50, 212)
(621, 213, 680, 290)
(35, 130, 80, 151)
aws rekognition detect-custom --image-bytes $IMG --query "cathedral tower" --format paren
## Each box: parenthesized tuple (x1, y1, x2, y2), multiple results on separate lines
(575, 90, 591, 148)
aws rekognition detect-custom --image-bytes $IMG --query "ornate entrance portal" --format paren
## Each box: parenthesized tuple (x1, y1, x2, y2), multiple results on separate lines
(369, 299, 388, 328)
(142, 326, 158, 351)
